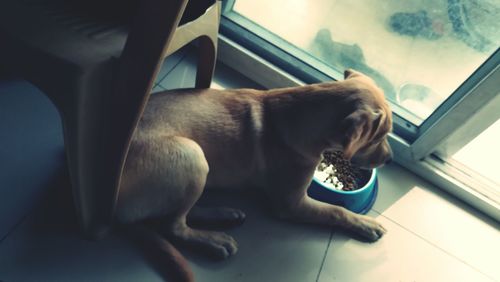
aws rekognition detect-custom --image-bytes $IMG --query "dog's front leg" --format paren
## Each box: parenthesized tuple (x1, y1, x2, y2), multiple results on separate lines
(266, 165, 386, 241)
(287, 196, 386, 241)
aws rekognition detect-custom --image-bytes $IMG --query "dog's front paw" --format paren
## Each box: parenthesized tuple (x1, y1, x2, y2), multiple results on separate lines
(350, 215, 387, 242)
(172, 228, 238, 260)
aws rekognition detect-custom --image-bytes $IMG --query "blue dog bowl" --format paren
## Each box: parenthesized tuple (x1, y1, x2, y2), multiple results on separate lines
(307, 169, 378, 214)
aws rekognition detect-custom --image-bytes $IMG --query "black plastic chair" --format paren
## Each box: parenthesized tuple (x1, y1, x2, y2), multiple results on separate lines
(0, 0, 221, 239)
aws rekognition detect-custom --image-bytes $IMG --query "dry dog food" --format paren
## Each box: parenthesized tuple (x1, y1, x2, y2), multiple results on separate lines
(314, 151, 365, 191)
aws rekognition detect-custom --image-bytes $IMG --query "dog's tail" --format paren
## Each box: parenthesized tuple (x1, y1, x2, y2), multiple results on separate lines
(125, 224, 194, 282)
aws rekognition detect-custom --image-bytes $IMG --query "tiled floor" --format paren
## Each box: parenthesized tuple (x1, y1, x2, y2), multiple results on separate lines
(0, 46, 498, 282)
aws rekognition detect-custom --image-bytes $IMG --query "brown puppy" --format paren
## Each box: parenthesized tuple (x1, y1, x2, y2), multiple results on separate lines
(116, 69, 392, 278)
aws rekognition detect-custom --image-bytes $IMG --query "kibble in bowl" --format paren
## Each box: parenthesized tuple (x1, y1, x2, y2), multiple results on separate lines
(308, 151, 378, 214)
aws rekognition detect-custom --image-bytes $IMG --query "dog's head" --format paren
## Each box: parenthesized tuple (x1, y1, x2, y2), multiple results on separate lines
(338, 69, 393, 169)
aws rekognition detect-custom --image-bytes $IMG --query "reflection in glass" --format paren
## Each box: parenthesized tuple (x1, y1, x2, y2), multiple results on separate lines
(233, 0, 499, 123)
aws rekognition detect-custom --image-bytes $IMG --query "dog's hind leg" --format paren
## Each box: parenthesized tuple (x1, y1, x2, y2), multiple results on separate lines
(117, 135, 238, 259)
(187, 206, 246, 229)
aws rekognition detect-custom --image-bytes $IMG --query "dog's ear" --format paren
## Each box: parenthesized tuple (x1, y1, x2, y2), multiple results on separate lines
(340, 110, 366, 160)
(344, 69, 362, 79)
(344, 69, 355, 79)
(340, 109, 381, 159)
(371, 109, 386, 138)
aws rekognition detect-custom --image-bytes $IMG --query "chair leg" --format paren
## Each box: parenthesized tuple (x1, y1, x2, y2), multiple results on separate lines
(53, 80, 135, 240)
(195, 35, 217, 88)
(60, 107, 118, 240)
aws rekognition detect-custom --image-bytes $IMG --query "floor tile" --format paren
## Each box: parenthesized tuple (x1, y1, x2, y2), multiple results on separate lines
(318, 212, 494, 282)
(373, 164, 500, 280)
(152, 83, 166, 93)
(0, 187, 331, 282)
(188, 190, 332, 282)
(157, 51, 198, 90)
(154, 46, 191, 86)
(381, 186, 500, 280)
(372, 164, 417, 214)
(0, 80, 65, 241)
(0, 186, 165, 282)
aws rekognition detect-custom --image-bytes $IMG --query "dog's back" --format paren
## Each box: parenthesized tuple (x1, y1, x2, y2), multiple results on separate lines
(134, 89, 265, 188)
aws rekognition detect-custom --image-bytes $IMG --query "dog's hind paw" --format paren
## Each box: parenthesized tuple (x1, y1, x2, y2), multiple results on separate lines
(172, 228, 238, 260)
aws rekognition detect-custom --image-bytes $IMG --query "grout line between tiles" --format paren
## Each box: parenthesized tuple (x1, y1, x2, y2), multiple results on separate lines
(372, 210, 496, 281)
(0, 183, 57, 244)
(316, 227, 335, 282)
(0, 213, 30, 244)
(153, 83, 166, 90)
(157, 49, 189, 86)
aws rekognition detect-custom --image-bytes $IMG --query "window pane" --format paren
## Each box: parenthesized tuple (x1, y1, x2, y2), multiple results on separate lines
(232, 0, 499, 123)
(453, 119, 500, 186)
